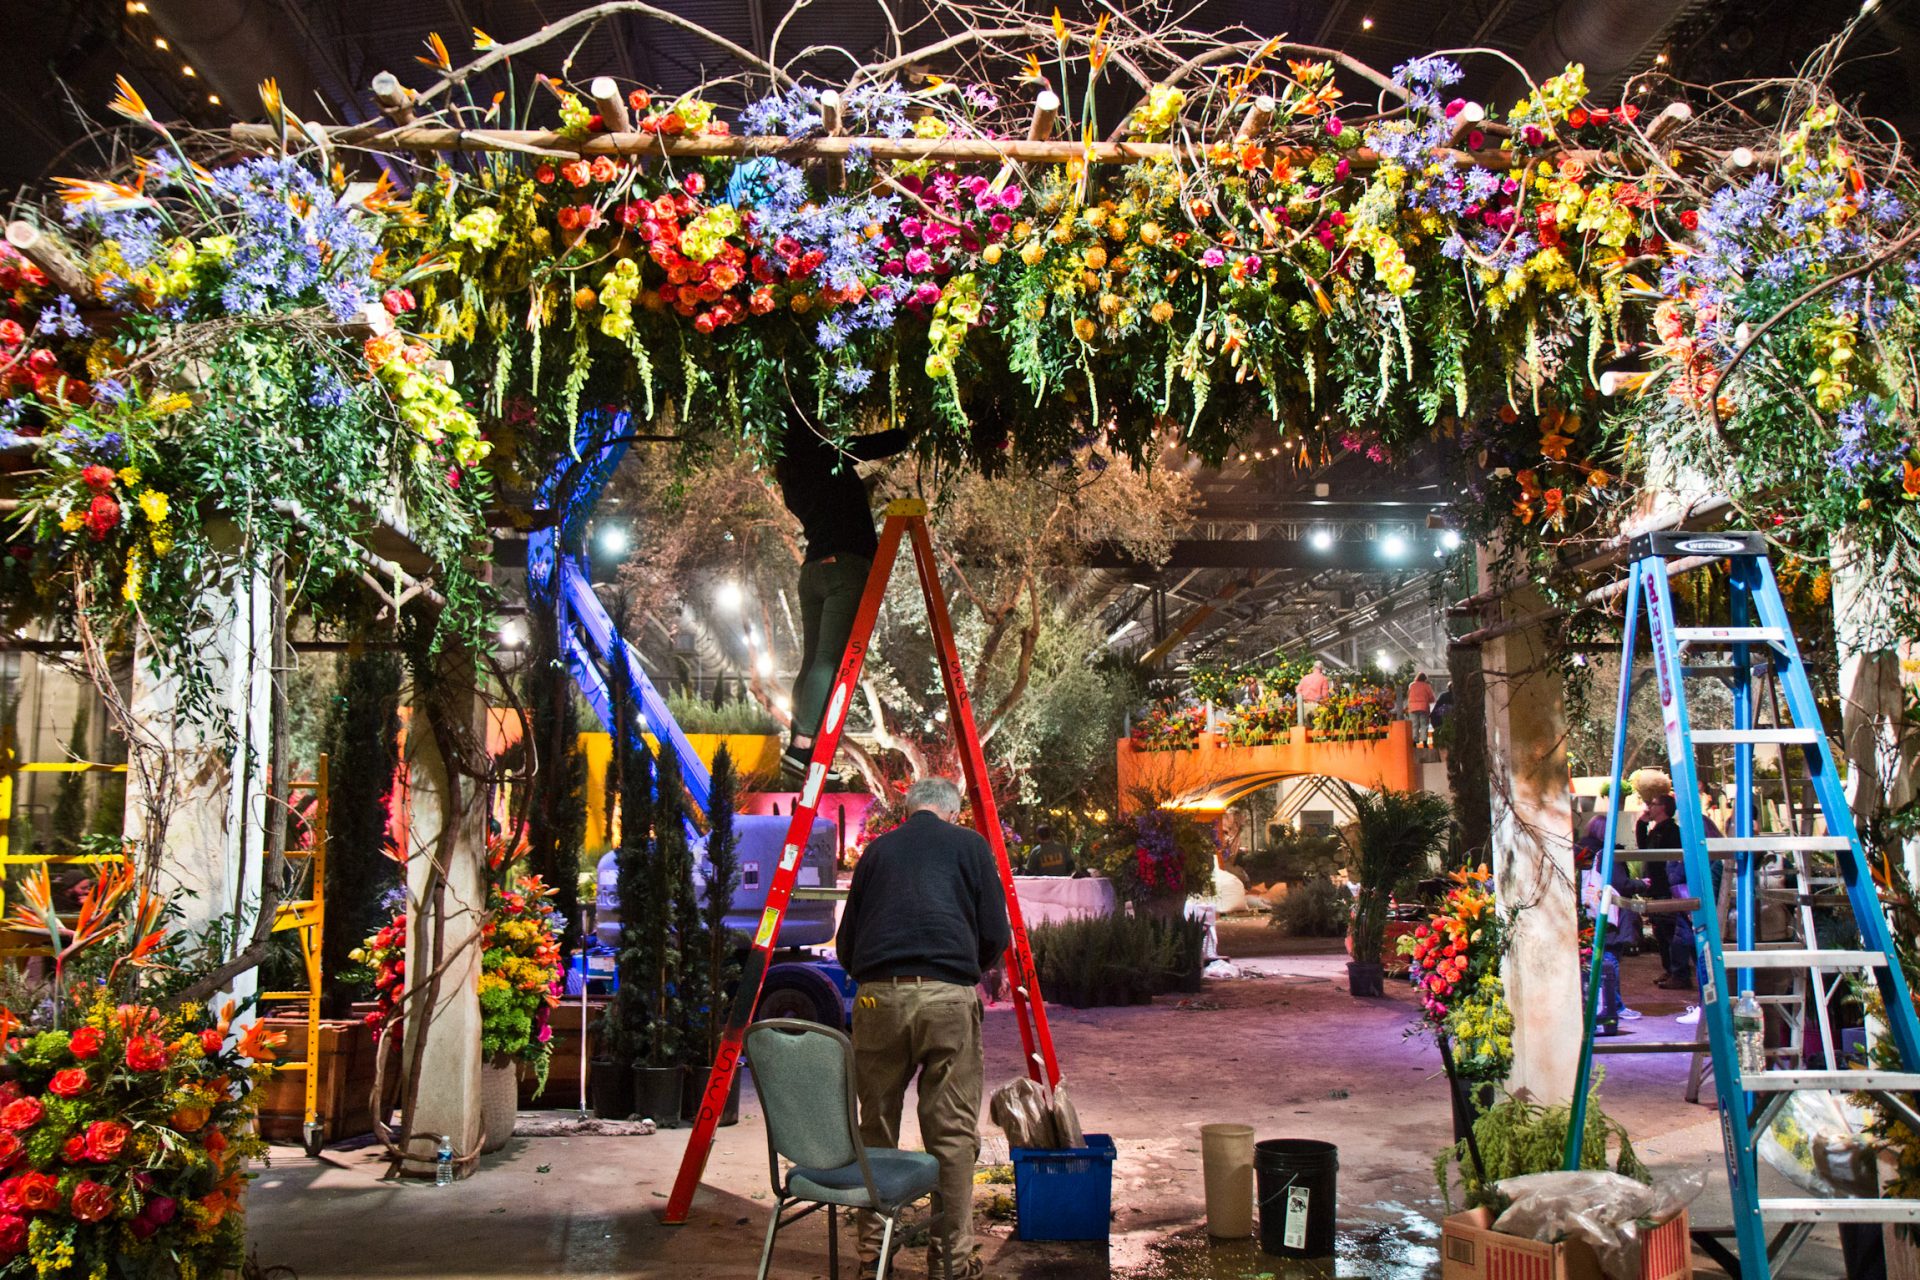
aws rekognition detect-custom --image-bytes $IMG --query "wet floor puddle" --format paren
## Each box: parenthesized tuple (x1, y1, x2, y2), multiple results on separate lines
(1120, 1203, 1441, 1280)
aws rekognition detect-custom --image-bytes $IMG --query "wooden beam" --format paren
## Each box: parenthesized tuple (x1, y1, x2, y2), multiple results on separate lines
(589, 76, 631, 134)
(4, 222, 93, 302)
(1237, 94, 1275, 141)
(370, 72, 415, 126)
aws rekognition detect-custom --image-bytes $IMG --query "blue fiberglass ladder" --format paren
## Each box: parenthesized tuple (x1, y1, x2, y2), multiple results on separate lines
(526, 409, 711, 814)
(1565, 530, 1920, 1278)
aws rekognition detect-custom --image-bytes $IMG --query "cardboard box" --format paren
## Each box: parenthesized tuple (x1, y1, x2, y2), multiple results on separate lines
(1440, 1206, 1691, 1280)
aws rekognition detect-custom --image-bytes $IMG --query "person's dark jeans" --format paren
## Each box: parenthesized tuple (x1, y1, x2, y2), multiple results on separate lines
(1596, 947, 1624, 1024)
(790, 554, 873, 741)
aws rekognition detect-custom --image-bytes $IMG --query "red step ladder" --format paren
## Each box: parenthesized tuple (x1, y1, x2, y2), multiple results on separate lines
(666, 499, 1063, 1224)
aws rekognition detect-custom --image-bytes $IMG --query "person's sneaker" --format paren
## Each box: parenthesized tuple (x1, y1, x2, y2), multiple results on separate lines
(1676, 1005, 1702, 1025)
(779, 747, 811, 781)
(1618, 1007, 1644, 1021)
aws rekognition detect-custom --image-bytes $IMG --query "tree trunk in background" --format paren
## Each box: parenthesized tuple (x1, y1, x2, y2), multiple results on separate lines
(321, 652, 403, 1017)
(1446, 643, 1492, 860)
(1829, 529, 1920, 879)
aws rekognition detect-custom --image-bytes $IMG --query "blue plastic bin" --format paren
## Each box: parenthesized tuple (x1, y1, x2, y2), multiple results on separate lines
(1009, 1134, 1117, 1241)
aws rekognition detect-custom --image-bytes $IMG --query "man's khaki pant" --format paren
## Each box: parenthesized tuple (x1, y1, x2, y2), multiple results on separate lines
(851, 980, 983, 1273)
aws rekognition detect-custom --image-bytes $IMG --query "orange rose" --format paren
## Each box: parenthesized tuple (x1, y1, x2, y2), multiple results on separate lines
(84, 1120, 129, 1161)
(170, 1106, 210, 1134)
(13, 1173, 57, 1213)
(69, 1180, 114, 1224)
(47, 1068, 89, 1099)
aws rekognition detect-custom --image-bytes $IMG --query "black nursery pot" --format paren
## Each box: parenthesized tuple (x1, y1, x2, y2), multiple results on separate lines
(632, 1065, 685, 1128)
(679, 1064, 742, 1127)
(1346, 960, 1385, 998)
(588, 1058, 634, 1120)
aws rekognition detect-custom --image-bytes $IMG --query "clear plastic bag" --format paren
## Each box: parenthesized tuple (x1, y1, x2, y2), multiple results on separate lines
(1756, 1089, 1876, 1197)
(1050, 1080, 1084, 1148)
(989, 1077, 1057, 1149)
(1492, 1167, 1708, 1280)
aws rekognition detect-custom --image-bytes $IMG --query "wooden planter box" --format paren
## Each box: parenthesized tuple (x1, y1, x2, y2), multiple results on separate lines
(256, 1016, 380, 1143)
(521, 998, 610, 1109)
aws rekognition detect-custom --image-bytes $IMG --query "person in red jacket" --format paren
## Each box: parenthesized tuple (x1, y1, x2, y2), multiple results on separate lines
(1406, 672, 1436, 746)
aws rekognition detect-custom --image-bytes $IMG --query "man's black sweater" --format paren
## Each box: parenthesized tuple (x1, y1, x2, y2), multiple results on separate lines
(773, 420, 914, 563)
(835, 810, 1011, 986)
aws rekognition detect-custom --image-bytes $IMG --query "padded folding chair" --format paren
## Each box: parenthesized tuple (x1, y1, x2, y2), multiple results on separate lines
(744, 1018, 939, 1280)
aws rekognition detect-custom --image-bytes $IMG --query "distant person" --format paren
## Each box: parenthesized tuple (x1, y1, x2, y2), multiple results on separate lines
(836, 778, 1009, 1280)
(1024, 825, 1072, 876)
(1296, 661, 1332, 729)
(1405, 672, 1436, 745)
(1639, 793, 1695, 990)
(774, 411, 917, 780)
(1579, 832, 1648, 1034)
(1431, 686, 1453, 740)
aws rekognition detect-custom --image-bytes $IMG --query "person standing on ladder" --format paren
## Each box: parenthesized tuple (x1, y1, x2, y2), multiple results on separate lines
(774, 410, 917, 780)
(836, 777, 1010, 1280)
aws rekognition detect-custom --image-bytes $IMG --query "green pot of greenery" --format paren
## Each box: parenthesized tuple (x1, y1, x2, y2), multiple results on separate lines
(1342, 784, 1450, 998)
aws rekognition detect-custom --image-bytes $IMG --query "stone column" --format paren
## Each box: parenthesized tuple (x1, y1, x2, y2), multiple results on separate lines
(397, 650, 490, 1177)
(1829, 529, 1920, 882)
(1479, 576, 1582, 1104)
(124, 564, 274, 1014)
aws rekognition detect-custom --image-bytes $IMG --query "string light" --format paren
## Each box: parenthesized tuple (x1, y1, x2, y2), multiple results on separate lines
(207, 93, 221, 106)
(181, 66, 196, 78)
(1361, 16, 1375, 29)
(126, 1, 148, 10)
(153, 36, 168, 49)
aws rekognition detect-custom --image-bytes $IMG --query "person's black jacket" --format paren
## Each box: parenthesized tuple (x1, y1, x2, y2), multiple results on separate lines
(774, 418, 915, 563)
(1639, 815, 1681, 897)
(836, 810, 1011, 985)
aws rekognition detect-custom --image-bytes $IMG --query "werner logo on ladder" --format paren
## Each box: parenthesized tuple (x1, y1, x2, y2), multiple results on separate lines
(1567, 530, 1920, 1279)
(667, 499, 1063, 1225)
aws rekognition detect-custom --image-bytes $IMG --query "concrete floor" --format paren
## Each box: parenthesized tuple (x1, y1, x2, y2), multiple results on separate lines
(249, 925, 1849, 1279)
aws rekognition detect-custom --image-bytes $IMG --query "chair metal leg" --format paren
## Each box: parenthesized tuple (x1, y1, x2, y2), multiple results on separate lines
(755, 1197, 785, 1280)
(873, 1215, 897, 1280)
(827, 1204, 839, 1280)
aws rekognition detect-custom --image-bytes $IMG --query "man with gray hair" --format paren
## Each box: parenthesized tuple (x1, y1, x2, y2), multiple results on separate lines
(836, 776, 1011, 1280)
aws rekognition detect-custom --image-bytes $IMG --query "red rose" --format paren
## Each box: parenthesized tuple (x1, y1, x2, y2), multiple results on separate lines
(14, 1172, 57, 1213)
(0, 321, 21, 348)
(0, 1100, 41, 1132)
(1567, 107, 1589, 128)
(68, 1179, 113, 1223)
(200, 1029, 223, 1055)
(47, 1068, 89, 1099)
(381, 288, 416, 316)
(0, 1135, 20, 1171)
(0, 1211, 22, 1258)
(61, 1135, 86, 1163)
(124, 1034, 168, 1073)
(627, 89, 651, 113)
(1679, 209, 1699, 231)
(83, 1120, 128, 1162)
(68, 1027, 102, 1059)
(80, 464, 115, 492)
(682, 173, 705, 197)
(84, 494, 120, 541)
(534, 163, 555, 185)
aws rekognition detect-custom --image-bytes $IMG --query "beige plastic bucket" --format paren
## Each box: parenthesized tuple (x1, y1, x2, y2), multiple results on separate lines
(1200, 1122, 1256, 1238)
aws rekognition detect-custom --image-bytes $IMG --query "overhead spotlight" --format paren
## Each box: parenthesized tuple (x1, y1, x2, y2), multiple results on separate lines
(153, 36, 168, 49)
(207, 93, 221, 105)
(126, 1, 148, 10)
(498, 617, 528, 648)
(1309, 527, 1334, 551)
(1439, 529, 1463, 551)
(1375, 650, 1392, 669)
(714, 580, 744, 613)
(182, 66, 196, 78)
(754, 651, 773, 678)
(1361, 15, 1375, 29)
(595, 522, 630, 557)
(1655, 52, 1669, 64)
(1381, 532, 1407, 558)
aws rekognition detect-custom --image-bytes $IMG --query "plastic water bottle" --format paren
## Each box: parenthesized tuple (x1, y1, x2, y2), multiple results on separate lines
(1734, 990, 1765, 1076)
(435, 1138, 453, 1186)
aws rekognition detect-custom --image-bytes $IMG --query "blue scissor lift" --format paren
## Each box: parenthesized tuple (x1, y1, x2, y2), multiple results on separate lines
(528, 410, 855, 1027)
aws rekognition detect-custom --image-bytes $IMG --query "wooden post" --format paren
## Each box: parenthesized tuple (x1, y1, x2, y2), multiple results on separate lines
(1029, 90, 1060, 142)
(1646, 101, 1692, 144)
(1447, 100, 1486, 146)
(369, 72, 415, 126)
(589, 76, 630, 134)
(4, 222, 93, 302)
(818, 89, 845, 191)
(1237, 94, 1275, 141)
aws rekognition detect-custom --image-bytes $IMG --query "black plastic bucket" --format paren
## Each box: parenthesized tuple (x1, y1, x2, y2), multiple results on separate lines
(1255, 1138, 1338, 1258)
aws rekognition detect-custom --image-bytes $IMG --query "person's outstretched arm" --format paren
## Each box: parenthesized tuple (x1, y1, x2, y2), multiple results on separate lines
(844, 423, 919, 463)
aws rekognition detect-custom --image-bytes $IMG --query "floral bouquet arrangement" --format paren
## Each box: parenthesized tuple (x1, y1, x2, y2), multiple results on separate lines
(1087, 808, 1219, 903)
(1129, 699, 1207, 751)
(0, 863, 283, 1278)
(1401, 865, 1517, 1085)
(478, 868, 563, 1094)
